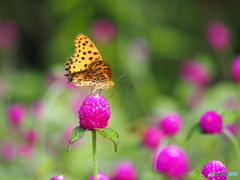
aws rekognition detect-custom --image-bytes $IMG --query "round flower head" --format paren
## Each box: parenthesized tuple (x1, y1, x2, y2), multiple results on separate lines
(142, 127, 164, 150)
(180, 60, 211, 86)
(24, 129, 39, 145)
(230, 55, 240, 82)
(201, 160, 227, 180)
(92, 18, 115, 43)
(49, 175, 65, 180)
(79, 94, 111, 130)
(1, 140, 16, 161)
(200, 111, 222, 134)
(159, 112, 182, 136)
(206, 21, 230, 51)
(88, 173, 110, 180)
(155, 145, 189, 178)
(112, 160, 137, 180)
(7, 103, 26, 128)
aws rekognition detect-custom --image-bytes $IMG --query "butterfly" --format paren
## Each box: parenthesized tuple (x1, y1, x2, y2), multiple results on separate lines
(64, 34, 115, 92)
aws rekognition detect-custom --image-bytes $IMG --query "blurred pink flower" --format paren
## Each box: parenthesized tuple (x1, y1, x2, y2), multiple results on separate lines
(128, 38, 150, 61)
(230, 55, 240, 82)
(154, 145, 189, 178)
(24, 129, 39, 145)
(92, 18, 116, 43)
(159, 112, 182, 136)
(7, 103, 26, 128)
(1, 140, 17, 161)
(180, 60, 211, 86)
(31, 99, 44, 120)
(206, 21, 230, 51)
(88, 173, 110, 180)
(112, 160, 137, 180)
(49, 175, 65, 180)
(0, 20, 19, 47)
(19, 143, 33, 157)
(142, 127, 164, 150)
(226, 122, 239, 136)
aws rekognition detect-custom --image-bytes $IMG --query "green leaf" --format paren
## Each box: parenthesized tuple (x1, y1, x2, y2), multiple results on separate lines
(220, 109, 238, 125)
(67, 126, 87, 152)
(187, 169, 206, 180)
(96, 128, 119, 152)
(187, 123, 202, 140)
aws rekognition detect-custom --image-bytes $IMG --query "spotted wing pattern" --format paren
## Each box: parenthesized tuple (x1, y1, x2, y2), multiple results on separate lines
(64, 34, 114, 90)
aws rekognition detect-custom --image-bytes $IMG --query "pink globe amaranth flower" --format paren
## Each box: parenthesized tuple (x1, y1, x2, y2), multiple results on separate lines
(0, 20, 19, 47)
(180, 60, 211, 86)
(112, 160, 137, 180)
(0, 140, 17, 161)
(230, 55, 240, 82)
(128, 38, 150, 61)
(79, 94, 111, 130)
(159, 112, 182, 136)
(206, 21, 230, 51)
(155, 145, 189, 178)
(24, 129, 39, 145)
(7, 103, 26, 128)
(200, 111, 222, 134)
(88, 173, 111, 180)
(19, 143, 33, 157)
(92, 18, 116, 43)
(201, 160, 227, 180)
(142, 127, 164, 150)
(49, 175, 65, 180)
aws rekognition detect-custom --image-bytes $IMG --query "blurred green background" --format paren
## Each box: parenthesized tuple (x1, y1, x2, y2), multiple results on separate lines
(0, 0, 240, 179)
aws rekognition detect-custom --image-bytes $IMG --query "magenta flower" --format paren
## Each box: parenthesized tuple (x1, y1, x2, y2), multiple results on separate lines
(88, 173, 111, 180)
(92, 18, 116, 43)
(154, 145, 189, 178)
(79, 94, 111, 130)
(7, 103, 26, 128)
(0, 20, 19, 47)
(19, 143, 33, 157)
(24, 129, 39, 145)
(112, 160, 137, 180)
(230, 55, 240, 82)
(159, 112, 182, 136)
(0, 140, 17, 161)
(201, 160, 227, 180)
(200, 111, 222, 134)
(206, 21, 230, 51)
(49, 175, 65, 180)
(142, 127, 164, 150)
(180, 60, 211, 86)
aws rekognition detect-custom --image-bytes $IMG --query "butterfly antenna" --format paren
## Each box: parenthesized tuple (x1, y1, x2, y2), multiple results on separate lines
(115, 81, 134, 88)
(115, 74, 127, 81)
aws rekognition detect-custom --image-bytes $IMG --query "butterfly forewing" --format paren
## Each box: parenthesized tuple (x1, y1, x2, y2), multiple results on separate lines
(64, 34, 115, 90)
(65, 34, 103, 76)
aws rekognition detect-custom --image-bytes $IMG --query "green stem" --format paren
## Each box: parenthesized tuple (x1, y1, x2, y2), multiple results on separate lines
(223, 128, 240, 167)
(92, 130, 98, 180)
